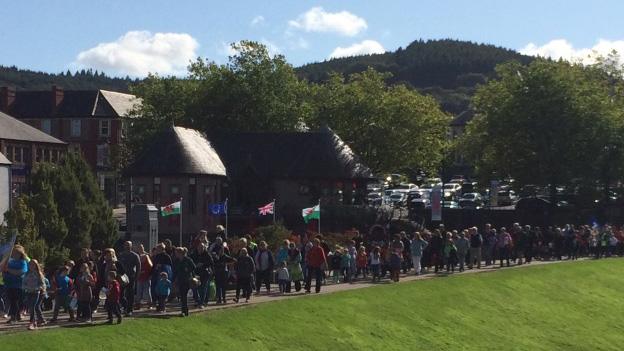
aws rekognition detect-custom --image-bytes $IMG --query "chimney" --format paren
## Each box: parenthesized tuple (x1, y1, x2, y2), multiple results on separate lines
(0, 86, 16, 113)
(51, 85, 64, 110)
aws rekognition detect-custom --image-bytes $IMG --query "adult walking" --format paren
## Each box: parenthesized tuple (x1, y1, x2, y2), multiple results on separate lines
(455, 230, 470, 272)
(287, 242, 303, 292)
(23, 259, 45, 330)
(135, 244, 153, 310)
(254, 241, 274, 294)
(213, 247, 235, 304)
(305, 238, 327, 294)
(468, 227, 483, 269)
(190, 243, 214, 308)
(3, 245, 28, 324)
(173, 247, 195, 316)
(234, 248, 255, 303)
(150, 244, 172, 307)
(410, 232, 428, 275)
(118, 241, 141, 316)
(497, 227, 512, 267)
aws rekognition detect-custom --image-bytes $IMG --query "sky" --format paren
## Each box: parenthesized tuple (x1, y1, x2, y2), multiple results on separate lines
(1, 0, 624, 78)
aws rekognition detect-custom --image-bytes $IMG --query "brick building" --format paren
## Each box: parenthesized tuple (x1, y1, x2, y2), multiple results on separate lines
(0, 86, 139, 204)
(123, 126, 227, 242)
(0, 111, 66, 198)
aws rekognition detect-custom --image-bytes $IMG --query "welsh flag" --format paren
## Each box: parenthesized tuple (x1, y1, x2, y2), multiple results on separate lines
(302, 204, 320, 223)
(161, 201, 181, 217)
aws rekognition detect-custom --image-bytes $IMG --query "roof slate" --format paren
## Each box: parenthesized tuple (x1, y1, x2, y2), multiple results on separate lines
(0, 111, 66, 144)
(211, 127, 375, 180)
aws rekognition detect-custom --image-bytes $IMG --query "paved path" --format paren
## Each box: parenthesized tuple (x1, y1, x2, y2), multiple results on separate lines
(0, 258, 587, 334)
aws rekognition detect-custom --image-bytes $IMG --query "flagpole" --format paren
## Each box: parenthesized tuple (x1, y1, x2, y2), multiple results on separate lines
(179, 197, 183, 247)
(225, 198, 229, 240)
(273, 198, 276, 224)
(317, 198, 321, 234)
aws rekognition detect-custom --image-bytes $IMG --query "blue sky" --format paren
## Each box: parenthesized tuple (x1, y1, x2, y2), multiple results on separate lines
(1, 0, 623, 77)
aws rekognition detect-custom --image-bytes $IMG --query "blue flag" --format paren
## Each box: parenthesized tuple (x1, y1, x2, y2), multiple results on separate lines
(209, 201, 227, 215)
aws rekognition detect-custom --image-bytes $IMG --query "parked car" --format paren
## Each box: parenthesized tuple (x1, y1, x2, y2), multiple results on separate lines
(442, 201, 460, 209)
(497, 190, 518, 206)
(459, 192, 484, 209)
(408, 190, 431, 210)
(389, 192, 407, 207)
(395, 183, 419, 192)
(443, 183, 462, 198)
(367, 192, 382, 206)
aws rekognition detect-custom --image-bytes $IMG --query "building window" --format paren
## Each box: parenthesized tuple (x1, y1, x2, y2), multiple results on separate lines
(188, 184, 196, 214)
(153, 184, 161, 204)
(5, 146, 13, 162)
(96, 144, 110, 167)
(13, 147, 22, 164)
(71, 119, 81, 137)
(134, 185, 145, 203)
(41, 119, 51, 134)
(36, 148, 42, 162)
(43, 149, 50, 162)
(69, 144, 81, 154)
(99, 119, 111, 137)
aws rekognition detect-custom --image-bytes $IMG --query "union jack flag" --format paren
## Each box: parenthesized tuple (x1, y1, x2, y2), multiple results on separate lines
(258, 201, 275, 216)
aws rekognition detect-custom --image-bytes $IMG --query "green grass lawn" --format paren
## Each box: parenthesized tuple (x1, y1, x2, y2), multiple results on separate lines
(4, 259, 624, 351)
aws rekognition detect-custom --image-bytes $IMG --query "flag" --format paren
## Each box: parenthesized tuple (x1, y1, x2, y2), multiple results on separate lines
(258, 201, 274, 216)
(210, 201, 228, 215)
(0, 232, 17, 261)
(302, 204, 320, 223)
(161, 201, 181, 217)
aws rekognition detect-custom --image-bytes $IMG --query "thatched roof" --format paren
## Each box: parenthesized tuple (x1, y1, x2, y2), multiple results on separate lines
(211, 127, 374, 180)
(124, 126, 226, 177)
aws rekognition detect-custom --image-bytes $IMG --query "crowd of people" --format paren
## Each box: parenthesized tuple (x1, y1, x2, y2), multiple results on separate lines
(0, 222, 622, 331)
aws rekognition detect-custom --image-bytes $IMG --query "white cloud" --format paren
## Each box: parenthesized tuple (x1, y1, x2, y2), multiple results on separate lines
(288, 7, 367, 37)
(219, 39, 281, 58)
(250, 15, 265, 27)
(329, 40, 385, 59)
(520, 39, 624, 65)
(74, 31, 198, 77)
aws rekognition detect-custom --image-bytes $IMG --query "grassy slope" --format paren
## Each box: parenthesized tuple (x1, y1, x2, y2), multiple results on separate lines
(4, 259, 624, 351)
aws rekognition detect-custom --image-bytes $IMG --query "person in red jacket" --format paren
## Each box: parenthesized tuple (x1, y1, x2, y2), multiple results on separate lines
(105, 271, 122, 324)
(305, 238, 327, 294)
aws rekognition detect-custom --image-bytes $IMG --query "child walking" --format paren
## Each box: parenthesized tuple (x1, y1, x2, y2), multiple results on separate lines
(155, 272, 171, 313)
(105, 271, 122, 324)
(369, 246, 381, 282)
(50, 266, 74, 322)
(356, 246, 368, 279)
(276, 262, 290, 294)
(22, 259, 46, 330)
(76, 263, 95, 323)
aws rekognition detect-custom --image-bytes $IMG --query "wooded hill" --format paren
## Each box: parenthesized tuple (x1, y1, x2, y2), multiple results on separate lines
(0, 65, 136, 92)
(297, 39, 534, 113)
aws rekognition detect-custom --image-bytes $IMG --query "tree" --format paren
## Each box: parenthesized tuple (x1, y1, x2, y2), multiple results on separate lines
(308, 68, 450, 175)
(128, 41, 310, 158)
(4, 196, 47, 262)
(462, 59, 619, 202)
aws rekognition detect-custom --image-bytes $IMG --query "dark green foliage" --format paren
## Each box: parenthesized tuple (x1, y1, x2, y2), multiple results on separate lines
(4, 196, 47, 262)
(4, 153, 117, 264)
(0, 65, 136, 91)
(254, 223, 292, 250)
(298, 39, 534, 114)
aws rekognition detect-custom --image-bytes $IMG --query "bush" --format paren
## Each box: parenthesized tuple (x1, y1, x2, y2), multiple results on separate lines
(254, 223, 291, 250)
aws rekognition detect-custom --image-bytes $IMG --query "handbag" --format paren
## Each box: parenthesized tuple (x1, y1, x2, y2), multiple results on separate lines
(118, 273, 130, 287)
